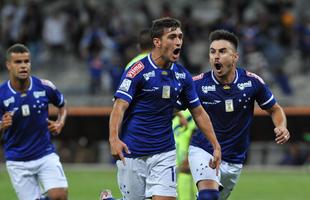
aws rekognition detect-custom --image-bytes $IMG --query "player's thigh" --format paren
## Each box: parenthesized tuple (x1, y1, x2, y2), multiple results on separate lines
(188, 146, 221, 186)
(146, 150, 177, 199)
(6, 160, 41, 200)
(117, 158, 147, 200)
(38, 153, 68, 193)
(219, 161, 242, 200)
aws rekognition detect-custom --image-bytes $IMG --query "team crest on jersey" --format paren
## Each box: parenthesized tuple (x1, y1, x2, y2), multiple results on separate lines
(3, 96, 15, 107)
(237, 81, 252, 90)
(119, 79, 132, 92)
(193, 73, 204, 81)
(143, 70, 155, 80)
(175, 72, 186, 79)
(246, 71, 265, 84)
(126, 61, 144, 78)
(202, 85, 216, 94)
(33, 91, 46, 98)
(41, 79, 56, 90)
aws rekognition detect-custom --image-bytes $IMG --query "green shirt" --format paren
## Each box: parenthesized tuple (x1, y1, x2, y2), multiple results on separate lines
(172, 110, 196, 167)
(125, 52, 149, 70)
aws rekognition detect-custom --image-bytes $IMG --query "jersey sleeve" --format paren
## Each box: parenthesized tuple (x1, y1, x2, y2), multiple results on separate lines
(41, 79, 65, 107)
(248, 72, 276, 109)
(178, 71, 201, 109)
(114, 61, 144, 103)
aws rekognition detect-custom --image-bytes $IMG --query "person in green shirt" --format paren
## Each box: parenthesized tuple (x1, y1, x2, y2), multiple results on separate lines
(125, 28, 153, 70)
(173, 110, 197, 200)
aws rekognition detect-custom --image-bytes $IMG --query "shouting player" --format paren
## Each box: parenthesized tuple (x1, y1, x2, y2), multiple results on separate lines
(108, 17, 221, 200)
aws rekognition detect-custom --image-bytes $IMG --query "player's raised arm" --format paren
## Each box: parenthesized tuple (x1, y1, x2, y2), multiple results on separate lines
(109, 98, 130, 164)
(189, 105, 221, 174)
(265, 103, 290, 144)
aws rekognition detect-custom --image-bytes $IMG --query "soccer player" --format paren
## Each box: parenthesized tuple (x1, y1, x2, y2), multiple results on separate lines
(109, 17, 221, 200)
(0, 44, 68, 200)
(187, 29, 290, 200)
(125, 28, 153, 70)
(172, 109, 197, 200)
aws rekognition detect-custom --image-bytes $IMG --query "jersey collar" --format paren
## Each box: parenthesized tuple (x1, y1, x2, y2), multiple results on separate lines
(211, 69, 239, 85)
(8, 76, 33, 94)
(148, 53, 174, 70)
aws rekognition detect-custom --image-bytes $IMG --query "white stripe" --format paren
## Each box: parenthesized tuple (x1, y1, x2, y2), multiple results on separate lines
(233, 70, 239, 84)
(116, 90, 132, 100)
(211, 71, 219, 85)
(7, 81, 16, 94)
(148, 54, 158, 69)
(189, 98, 199, 104)
(260, 95, 274, 106)
(58, 94, 64, 106)
(7, 77, 33, 94)
(148, 54, 175, 70)
(28, 77, 33, 90)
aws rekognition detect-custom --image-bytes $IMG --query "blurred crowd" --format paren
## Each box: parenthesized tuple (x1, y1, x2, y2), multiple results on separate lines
(0, 0, 309, 96)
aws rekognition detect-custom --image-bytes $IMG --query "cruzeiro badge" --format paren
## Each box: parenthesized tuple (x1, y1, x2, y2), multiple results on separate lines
(162, 86, 171, 99)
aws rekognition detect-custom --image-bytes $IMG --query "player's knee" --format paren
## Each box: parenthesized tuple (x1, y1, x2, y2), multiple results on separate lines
(197, 189, 219, 200)
(47, 188, 68, 200)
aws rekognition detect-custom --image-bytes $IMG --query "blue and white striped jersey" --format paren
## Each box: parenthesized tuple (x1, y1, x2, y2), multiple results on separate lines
(0, 76, 65, 161)
(114, 54, 200, 158)
(191, 68, 276, 164)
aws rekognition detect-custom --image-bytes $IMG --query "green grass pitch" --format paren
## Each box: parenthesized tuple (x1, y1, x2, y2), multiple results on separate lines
(1, 165, 310, 200)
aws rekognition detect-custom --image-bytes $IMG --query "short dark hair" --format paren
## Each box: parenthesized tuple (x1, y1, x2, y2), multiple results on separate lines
(209, 30, 239, 50)
(151, 17, 181, 39)
(6, 43, 30, 60)
(138, 29, 153, 51)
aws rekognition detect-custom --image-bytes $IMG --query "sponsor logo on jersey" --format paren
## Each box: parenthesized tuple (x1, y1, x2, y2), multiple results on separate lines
(126, 61, 144, 78)
(143, 70, 155, 80)
(202, 100, 221, 105)
(142, 87, 159, 92)
(246, 71, 265, 84)
(237, 81, 252, 90)
(119, 79, 132, 92)
(175, 72, 186, 79)
(3, 96, 15, 107)
(202, 85, 216, 94)
(193, 73, 204, 81)
(33, 91, 46, 98)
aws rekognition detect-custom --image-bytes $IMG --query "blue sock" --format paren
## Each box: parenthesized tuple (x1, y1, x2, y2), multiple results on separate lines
(39, 197, 50, 200)
(197, 189, 219, 200)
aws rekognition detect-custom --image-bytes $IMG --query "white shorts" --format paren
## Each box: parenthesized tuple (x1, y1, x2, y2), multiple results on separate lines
(219, 161, 242, 200)
(6, 153, 68, 200)
(117, 150, 177, 200)
(188, 146, 221, 186)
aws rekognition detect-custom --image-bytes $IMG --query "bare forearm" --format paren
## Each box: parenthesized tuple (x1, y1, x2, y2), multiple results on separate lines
(57, 106, 67, 125)
(109, 109, 123, 142)
(190, 106, 220, 149)
(196, 113, 219, 148)
(267, 104, 287, 128)
(109, 99, 128, 142)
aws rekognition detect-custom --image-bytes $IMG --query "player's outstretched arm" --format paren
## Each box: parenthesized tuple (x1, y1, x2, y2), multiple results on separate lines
(48, 105, 67, 135)
(265, 103, 290, 144)
(109, 98, 130, 165)
(189, 105, 221, 175)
